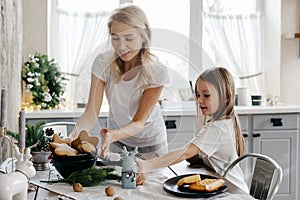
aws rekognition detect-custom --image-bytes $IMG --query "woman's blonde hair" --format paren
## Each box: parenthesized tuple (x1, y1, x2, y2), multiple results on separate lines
(107, 4, 154, 84)
(195, 67, 244, 157)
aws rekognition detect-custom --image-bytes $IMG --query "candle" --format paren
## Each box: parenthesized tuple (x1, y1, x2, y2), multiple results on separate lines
(19, 110, 26, 149)
(0, 88, 8, 127)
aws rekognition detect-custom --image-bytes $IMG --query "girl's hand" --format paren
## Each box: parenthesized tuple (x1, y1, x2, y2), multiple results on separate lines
(100, 128, 112, 158)
(136, 172, 148, 185)
(136, 158, 149, 185)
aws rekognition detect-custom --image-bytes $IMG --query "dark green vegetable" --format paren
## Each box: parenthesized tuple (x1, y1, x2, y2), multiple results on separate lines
(61, 167, 121, 187)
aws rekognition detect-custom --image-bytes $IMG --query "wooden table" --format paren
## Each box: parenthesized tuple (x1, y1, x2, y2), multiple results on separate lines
(28, 161, 254, 200)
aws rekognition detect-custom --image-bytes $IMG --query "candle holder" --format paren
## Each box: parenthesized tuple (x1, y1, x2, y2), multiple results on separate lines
(0, 126, 14, 172)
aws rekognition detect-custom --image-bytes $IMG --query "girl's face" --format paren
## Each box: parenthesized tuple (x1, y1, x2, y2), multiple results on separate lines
(195, 79, 220, 116)
(110, 21, 145, 62)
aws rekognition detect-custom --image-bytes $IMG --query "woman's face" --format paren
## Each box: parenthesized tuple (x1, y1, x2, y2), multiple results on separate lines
(195, 79, 220, 116)
(110, 21, 145, 62)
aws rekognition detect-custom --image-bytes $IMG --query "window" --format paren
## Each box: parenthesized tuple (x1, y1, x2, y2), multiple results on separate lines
(57, 0, 118, 12)
(202, 0, 263, 95)
(203, 0, 257, 13)
(48, 0, 116, 107)
(48, 0, 263, 107)
(133, 0, 191, 101)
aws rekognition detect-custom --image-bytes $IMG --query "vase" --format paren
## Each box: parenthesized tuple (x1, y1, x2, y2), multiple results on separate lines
(31, 151, 51, 171)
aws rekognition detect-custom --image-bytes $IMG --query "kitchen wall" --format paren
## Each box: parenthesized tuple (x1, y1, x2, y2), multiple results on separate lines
(23, 0, 300, 105)
(22, 0, 47, 62)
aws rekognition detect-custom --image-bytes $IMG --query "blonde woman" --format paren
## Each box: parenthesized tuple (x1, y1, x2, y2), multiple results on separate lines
(69, 4, 169, 159)
(136, 67, 248, 193)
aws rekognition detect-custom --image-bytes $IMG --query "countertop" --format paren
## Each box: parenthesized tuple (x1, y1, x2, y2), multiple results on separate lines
(24, 103, 300, 119)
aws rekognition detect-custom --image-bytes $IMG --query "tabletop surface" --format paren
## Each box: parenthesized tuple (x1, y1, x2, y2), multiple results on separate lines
(30, 161, 255, 200)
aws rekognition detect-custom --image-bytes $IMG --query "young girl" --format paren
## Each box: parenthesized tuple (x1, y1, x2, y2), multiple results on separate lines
(136, 67, 249, 193)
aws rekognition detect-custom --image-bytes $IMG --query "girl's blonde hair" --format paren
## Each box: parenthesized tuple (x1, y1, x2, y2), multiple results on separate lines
(195, 67, 244, 157)
(107, 4, 154, 84)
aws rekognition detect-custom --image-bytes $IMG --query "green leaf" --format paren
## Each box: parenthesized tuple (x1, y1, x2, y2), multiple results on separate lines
(62, 167, 121, 187)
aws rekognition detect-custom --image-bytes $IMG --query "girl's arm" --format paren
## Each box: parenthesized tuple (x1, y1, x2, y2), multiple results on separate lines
(100, 86, 163, 156)
(69, 74, 105, 140)
(136, 143, 200, 185)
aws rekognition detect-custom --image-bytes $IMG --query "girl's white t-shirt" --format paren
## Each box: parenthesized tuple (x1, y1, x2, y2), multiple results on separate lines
(190, 119, 249, 193)
(92, 52, 169, 148)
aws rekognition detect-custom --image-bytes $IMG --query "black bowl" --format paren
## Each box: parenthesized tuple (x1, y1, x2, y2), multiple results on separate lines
(52, 155, 97, 178)
(51, 151, 97, 161)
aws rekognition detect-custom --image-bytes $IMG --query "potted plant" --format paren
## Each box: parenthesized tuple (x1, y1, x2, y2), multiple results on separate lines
(21, 53, 67, 110)
(25, 121, 54, 170)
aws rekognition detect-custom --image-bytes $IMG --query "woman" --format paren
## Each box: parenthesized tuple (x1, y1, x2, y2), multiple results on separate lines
(69, 4, 169, 159)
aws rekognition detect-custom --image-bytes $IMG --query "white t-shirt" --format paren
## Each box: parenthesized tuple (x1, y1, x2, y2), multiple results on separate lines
(190, 119, 249, 193)
(92, 52, 169, 148)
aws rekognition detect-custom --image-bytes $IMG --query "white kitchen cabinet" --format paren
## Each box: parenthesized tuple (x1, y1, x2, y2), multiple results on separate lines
(251, 114, 299, 200)
(164, 116, 196, 151)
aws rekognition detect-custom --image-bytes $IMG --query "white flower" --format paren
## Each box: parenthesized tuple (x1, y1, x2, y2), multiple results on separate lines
(44, 92, 52, 102)
(27, 77, 35, 83)
(28, 84, 33, 89)
(27, 72, 34, 77)
(42, 103, 47, 108)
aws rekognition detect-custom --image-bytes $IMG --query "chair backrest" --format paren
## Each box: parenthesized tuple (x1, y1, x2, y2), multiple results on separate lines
(42, 122, 76, 138)
(223, 153, 283, 200)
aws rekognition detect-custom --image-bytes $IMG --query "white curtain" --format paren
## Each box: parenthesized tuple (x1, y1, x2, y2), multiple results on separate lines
(49, 1, 110, 107)
(203, 11, 263, 94)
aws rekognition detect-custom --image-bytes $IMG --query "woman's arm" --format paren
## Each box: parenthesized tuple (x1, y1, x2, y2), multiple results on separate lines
(100, 86, 163, 156)
(136, 143, 200, 185)
(69, 74, 105, 140)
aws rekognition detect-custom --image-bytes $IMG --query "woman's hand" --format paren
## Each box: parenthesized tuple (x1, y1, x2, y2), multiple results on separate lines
(136, 158, 149, 185)
(100, 128, 113, 158)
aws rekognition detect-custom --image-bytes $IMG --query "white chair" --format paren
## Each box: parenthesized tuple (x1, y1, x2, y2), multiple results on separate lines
(42, 122, 76, 138)
(223, 153, 283, 200)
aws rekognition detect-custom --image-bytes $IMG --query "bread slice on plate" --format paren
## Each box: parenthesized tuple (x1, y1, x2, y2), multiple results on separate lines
(176, 174, 201, 186)
(189, 178, 225, 192)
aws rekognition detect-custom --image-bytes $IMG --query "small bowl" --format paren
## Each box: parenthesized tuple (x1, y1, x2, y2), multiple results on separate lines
(52, 153, 97, 178)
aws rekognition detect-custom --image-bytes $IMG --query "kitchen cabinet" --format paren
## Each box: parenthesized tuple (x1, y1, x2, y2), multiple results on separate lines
(251, 114, 299, 200)
(164, 116, 196, 151)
